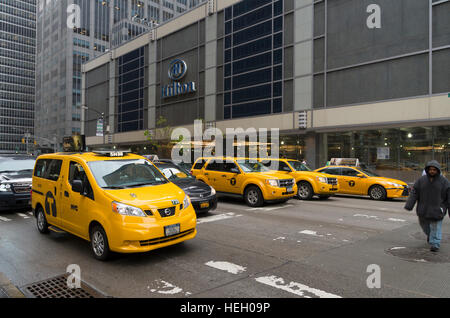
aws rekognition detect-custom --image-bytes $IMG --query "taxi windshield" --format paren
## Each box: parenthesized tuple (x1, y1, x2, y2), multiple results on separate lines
(287, 161, 311, 172)
(237, 160, 270, 173)
(157, 164, 194, 181)
(88, 159, 168, 189)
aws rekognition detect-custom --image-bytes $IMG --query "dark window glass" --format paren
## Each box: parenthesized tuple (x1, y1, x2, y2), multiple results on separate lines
(232, 100, 271, 118)
(224, 92, 231, 105)
(233, 68, 271, 90)
(46, 160, 63, 181)
(273, 65, 282, 80)
(224, 106, 231, 119)
(273, 98, 282, 113)
(232, 84, 272, 104)
(233, 21, 272, 46)
(225, 35, 232, 49)
(206, 160, 223, 171)
(233, 36, 272, 61)
(225, 63, 232, 77)
(274, 16, 283, 32)
(232, 52, 272, 75)
(273, 82, 282, 97)
(225, 49, 231, 63)
(274, 32, 282, 48)
(342, 168, 360, 177)
(225, 7, 232, 20)
(233, 0, 272, 17)
(223, 162, 239, 173)
(193, 159, 207, 170)
(233, 4, 272, 32)
(274, 0, 283, 16)
(225, 77, 231, 91)
(320, 168, 342, 176)
(225, 21, 232, 34)
(34, 159, 51, 178)
(273, 50, 283, 64)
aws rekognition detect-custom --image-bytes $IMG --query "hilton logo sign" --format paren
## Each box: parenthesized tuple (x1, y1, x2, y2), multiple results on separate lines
(162, 59, 197, 99)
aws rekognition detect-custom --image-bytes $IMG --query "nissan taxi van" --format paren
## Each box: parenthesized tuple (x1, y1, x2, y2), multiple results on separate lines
(31, 150, 197, 260)
(191, 157, 297, 207)
(259, 158, 339, 200)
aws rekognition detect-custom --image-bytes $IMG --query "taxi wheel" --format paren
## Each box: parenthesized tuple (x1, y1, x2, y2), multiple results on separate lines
(90, 225, 111, 261)
(36, 207, 49, 234)
(369, 185, 387, 201)
(297, 182, 314, 200)
(244, 186, 264, 207)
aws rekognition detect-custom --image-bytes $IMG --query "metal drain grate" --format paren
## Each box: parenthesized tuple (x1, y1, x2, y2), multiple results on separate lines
(21, 274, 106, 298)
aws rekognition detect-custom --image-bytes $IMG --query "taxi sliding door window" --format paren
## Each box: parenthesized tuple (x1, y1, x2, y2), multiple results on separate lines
(69, 161, 94, 200)
(34, 159, 62, 181)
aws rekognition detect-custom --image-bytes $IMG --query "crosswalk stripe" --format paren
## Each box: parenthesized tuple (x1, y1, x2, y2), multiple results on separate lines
(205, 261, 247, 274)
(17, 213, 30, 219)
(0, 216, 12, 222)
(197, 212, 242, 224)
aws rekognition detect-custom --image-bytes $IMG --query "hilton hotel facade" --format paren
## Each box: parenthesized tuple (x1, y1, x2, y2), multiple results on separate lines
(82, 0, 450, 182)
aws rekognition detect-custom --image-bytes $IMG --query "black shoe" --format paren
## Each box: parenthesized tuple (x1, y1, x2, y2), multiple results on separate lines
(430, 246, 439, 252)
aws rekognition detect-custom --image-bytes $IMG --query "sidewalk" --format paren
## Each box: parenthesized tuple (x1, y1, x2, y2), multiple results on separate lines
(0, 273, 25, 298)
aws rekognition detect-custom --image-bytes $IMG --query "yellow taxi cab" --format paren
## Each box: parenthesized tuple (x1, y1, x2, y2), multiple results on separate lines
(258, 158, 339, 200)
(191, 157, 297, 207)
(31, 150, 197, 260)
(315, 165, 409, 201)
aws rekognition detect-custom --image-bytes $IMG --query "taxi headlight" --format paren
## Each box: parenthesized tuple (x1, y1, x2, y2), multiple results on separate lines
(183, 195, 191, 209)
(210, 186, 216, 196)
(266, 179, 279, 187)
(0, 183, 11, 192)
(112, 201, 146, 217)
(317, 177, 328, 183)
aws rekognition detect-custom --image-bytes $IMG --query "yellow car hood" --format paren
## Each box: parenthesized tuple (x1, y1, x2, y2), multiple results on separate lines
(103, 183, 185, 209)
(369, 177, 407, 187)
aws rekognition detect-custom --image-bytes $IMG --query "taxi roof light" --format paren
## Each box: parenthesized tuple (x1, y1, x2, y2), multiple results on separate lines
(92, 149, 132, 157)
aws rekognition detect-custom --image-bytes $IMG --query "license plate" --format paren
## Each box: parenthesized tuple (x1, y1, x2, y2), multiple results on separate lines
(286, 187, 293, 192)
(164, 224, 180, 237)
(200, 202, 209, 209)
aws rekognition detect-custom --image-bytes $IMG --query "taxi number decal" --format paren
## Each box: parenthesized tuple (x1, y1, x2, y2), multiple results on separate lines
(348, 181, 356, 187)
(230, 178, 237, 186)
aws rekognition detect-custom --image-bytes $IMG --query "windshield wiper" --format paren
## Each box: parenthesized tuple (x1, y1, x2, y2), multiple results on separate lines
(125, 181, 166, 188)
(103, 185, 126, 189)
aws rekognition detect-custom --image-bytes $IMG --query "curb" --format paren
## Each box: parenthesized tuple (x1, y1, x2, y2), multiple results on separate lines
(0, 273, 25, 298)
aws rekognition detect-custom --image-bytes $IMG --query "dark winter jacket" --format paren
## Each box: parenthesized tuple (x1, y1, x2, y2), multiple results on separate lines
(404, 160, 450, 220)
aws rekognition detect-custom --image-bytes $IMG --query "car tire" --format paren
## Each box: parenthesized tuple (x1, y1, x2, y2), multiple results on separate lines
(90, 225, 111, 261)
(369, 185, 387, 201)
(244, 186, 264, 207)
(36, 207, 49, 234)
(297, 182, 314, 200)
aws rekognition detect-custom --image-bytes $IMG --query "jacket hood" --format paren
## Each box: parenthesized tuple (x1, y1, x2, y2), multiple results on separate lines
(425, 160, 441, 175)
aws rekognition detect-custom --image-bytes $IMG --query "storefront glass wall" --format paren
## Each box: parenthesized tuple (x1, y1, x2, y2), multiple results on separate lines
(323, 126, 450, 183)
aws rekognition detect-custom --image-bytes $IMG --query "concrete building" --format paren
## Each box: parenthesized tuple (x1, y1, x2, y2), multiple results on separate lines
(35, 0, 206, 151)
(82, 0, 450, 182)
(0, 0, 36, 153)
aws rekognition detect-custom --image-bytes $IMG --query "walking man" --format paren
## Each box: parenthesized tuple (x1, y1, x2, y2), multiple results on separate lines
(404, 160, 450, 252)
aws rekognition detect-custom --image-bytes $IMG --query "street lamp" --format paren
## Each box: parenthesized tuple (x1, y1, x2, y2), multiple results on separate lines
(82, 106, 106, 146)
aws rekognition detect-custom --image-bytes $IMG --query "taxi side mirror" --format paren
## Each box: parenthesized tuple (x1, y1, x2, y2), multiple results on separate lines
(72, 180, 83, 193)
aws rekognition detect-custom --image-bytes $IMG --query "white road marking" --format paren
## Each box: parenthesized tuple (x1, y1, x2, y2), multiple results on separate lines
(246, 205, 293, 212)
(197, 212, 242, 224)
(387, 218, 406, 222)
(353, 214, 379, 219)
(273, 237, 286, 241)
(148, 280, 190, 296)
(17, 213, 30, 219)
(299, 230, 324, 237)
(390, 247, 406, 250)
(27, 212, 33, 216)
(0, 216, 12, 222)
(205, 261, 247, 275)
(255, 275, 341, 298)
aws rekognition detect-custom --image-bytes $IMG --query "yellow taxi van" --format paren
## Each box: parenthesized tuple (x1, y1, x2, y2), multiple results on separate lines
(315, 165, 409, 201)
(31, 150, 197, 260)
(191, 157, 297, 207)
(258, 158, 339, 200)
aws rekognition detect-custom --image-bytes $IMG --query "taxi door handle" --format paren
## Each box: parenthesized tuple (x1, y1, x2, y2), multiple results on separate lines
(54, 187, 57, 196)
(205, 173, 209, 176)
(221, 175, 227, 177)
(64, 191, 69, 198)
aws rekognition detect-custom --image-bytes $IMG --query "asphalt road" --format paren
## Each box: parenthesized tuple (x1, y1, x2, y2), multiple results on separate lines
(1, 194, 450, 298)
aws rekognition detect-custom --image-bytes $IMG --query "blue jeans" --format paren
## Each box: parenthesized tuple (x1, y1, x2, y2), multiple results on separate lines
(419, 217, 443, 249)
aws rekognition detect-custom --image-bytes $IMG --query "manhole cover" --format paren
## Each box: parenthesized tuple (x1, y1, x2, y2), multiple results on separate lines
(21, 274, 107, 298)
(386, 246, 450, 263)
(411, 232, 450, 243)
